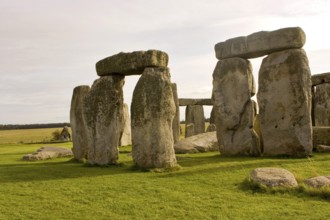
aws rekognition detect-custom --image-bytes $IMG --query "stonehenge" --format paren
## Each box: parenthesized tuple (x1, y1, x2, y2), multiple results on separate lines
(179, 98, 212, 137)
(213, 27, 312, 157)
(70, 50, 177, 168)
(70, 26, 322, 169)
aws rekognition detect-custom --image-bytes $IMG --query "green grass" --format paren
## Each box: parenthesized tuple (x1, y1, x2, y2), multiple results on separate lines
(0, 128, 68, 144)
(0, 140, 330, 219)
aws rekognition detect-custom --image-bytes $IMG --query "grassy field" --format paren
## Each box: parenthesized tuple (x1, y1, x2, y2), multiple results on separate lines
(0, 129, 330, 219)
(0, 128, 65, 144)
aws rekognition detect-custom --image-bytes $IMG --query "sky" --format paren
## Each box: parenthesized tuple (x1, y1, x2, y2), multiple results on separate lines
(1, 0, 330, 124)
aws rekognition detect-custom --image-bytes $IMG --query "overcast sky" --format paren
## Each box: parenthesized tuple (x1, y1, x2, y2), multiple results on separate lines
(1, 0, 330, 124)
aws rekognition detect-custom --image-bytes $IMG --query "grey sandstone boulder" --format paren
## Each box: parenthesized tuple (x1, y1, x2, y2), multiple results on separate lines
(185, 105, 205, 135)
(313, 126, 330, 148)
(215, 27, 305, 59)
(70, 85, 90, 160)
(316, 145, 330, 152)
(212, 57, 260, 156)
(174, 131, 219, 154)
(131, 67, 177, 169)
(119, 103, 132, 146)
(250, 168, 298, 188)
(304, 176, 330, 188)
(96, 50, 168, 76)
(172, 83, 180, 143)
(314, 83, 330, 126)
(23, 146, 73, 161)
(312, 72, 330, 86)
(185, 123, 195, 138)
(257, 49, 312, 157)
(84, 75, 125, 165)
(206, 123, 216, 132)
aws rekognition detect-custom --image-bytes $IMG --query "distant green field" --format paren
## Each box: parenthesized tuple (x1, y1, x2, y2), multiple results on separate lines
(0, 127, 70, 144)
(0, 136, 330, 219)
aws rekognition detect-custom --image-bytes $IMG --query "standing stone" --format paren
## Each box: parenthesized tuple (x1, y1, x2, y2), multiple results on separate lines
(83, 75, 125, 165)
(171, 83, 180, 143)
(210, 107, 216, 124)
(213, 57, 260, 156)
(185, 105, 205, 135)
(185, 123, 195, 138)
(314, 83, 330, 126)
(131, 67, 177, 169)
(257, 49, 312, 157)
(70, 85, 90, 160)
(119, 103, 132, 146)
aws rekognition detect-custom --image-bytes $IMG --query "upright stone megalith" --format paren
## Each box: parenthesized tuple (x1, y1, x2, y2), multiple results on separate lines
(314, 83, 330, 126)
(185, 105, 205, 136)
(213, 57, 260, 156)
(119, 103, 132, 146)
(70, 85, 90, 160)
(258, 49, 312, 157)
(83, 75, 125, 165)
(131, 67, 177, 168)
(171, 83, 180, 143)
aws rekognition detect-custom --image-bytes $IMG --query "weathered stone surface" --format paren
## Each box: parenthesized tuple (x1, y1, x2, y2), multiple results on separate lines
(59, 126, 71, 141)
(70, 85, 90, 160)
(119, 103, 132, 146)
(84, 75, 125, 165)
(313, 127, 330, 148)
(250, 168, 298, 188)
(215, 27, 306, 59)
(172, 83, 180, 143)
(210, 107, 215, 124)
(304, 176, 330, 188)
(314, 83, 330, 126)
(23, 146, 73, 161)
(96, 50, 168, 76)
(179, 98, 213, 106)
(185, 105, 205, 135)
(131, 67, 177, 168)
(206, 123, 216, 132)
(185, 123, 195, 138)
(257, 49, 312, 157)
(312, 72, 330, 86)
(175, 131, 218, 154)
(212, 57, 260, 156)
(316, 145, 330, 152)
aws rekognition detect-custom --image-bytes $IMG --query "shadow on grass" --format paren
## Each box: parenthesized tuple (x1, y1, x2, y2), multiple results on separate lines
(0, 158, 136, 183)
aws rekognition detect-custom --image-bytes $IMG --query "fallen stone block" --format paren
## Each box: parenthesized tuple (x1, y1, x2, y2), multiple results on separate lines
(22, 146, 73, 161)
(174, 131, 218, 154)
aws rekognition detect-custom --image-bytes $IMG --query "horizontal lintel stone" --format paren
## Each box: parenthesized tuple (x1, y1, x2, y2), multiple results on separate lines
(312, 73, 330, 86)
(96, 50, 169, 76)
(215, 27, 306, 60)
(179, 98, 213, 106)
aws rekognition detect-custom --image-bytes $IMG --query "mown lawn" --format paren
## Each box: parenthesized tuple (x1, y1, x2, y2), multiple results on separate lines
(0, 141, 330, 220)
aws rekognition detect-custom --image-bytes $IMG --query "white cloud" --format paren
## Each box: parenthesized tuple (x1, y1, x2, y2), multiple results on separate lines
(0, 0, 330, 123)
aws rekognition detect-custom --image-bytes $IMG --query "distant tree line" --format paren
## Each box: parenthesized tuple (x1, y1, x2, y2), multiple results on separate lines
(0, 123, 70, 130)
